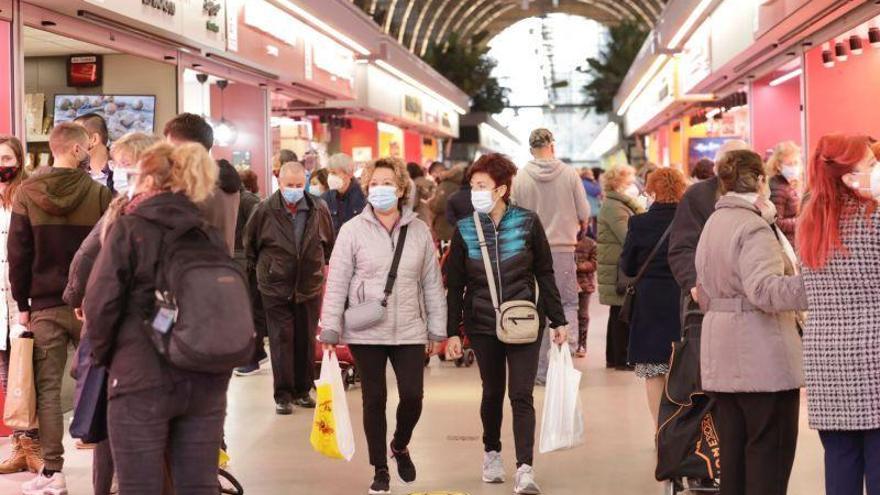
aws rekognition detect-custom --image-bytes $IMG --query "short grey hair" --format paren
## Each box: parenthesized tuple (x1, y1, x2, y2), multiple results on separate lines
(327, 153, 354, 175)
(279, 161, 306, 179)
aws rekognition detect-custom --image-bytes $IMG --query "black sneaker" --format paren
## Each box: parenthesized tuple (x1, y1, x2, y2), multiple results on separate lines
(293, 396, 316, 409)
(368, 466, 390, 495)
(275, 401, 293, 415)
(390, 442, 416, 483)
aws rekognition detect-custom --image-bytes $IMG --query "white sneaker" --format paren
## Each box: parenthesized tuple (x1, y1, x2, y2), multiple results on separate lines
(514, 464, 541, 495)
(22, 470, 68, 495)
(482, 451, 505, 483)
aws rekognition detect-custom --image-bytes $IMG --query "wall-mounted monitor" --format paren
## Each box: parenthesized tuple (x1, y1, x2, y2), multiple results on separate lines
(53, 95, 156, 142)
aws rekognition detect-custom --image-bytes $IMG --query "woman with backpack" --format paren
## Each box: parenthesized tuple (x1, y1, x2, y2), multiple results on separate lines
(83, 142, 234, 494)
(319, 157, 447, 495)
(445, 153, 568, 495)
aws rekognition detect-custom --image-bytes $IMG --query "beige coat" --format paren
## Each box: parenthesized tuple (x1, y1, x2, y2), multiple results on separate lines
(695, 195, 807, 393)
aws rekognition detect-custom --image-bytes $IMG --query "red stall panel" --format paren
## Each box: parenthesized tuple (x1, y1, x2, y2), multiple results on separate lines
(404, 131, 422, 165)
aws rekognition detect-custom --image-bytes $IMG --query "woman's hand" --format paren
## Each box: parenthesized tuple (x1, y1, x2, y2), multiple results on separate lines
(552, 325, 569, 345)
(445, 336, 463, 360)
(322, 343, 336, 354)
(426, 342, 440, 356)
(74, 308, 85, 322)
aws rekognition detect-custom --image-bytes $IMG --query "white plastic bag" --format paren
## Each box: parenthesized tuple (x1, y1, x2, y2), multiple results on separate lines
(310, 350, 356, 461)
(539, 344, 585, 453)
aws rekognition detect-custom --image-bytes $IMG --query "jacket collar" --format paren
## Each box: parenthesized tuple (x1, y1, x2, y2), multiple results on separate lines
(715, 193, 761, 214)
(361, 204, 417, 229)
(270, 190, 313, 212)
(605, 190, 643, 212)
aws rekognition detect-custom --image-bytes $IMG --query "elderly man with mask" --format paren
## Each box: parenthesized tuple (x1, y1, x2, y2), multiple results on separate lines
(245, 162, 334, 415)
(322, 153, 366, 233)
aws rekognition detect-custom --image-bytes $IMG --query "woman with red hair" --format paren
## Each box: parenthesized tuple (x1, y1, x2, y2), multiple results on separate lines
(798, 134, 880, 494)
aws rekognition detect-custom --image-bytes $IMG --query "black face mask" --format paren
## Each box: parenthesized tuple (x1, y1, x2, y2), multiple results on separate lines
(0, 166, 19, 183)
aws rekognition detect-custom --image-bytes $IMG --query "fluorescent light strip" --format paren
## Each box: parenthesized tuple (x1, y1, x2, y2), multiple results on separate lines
(769, 68, 802, 87)
(375, 60, 468, 115)
(276, 0, 371, 55)
(616, 54, 668, 117)
(667, 0, 714, 49)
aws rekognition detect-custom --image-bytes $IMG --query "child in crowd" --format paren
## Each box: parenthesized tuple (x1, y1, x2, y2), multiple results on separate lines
(575, 231, 597, 357)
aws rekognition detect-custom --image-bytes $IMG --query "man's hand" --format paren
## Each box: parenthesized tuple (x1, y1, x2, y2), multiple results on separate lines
(322, 343, 336, 354)
(74, 308, 85, 322)
(18, 311, 29, 326)
(552, 325, 569, 345)
(426, 342, 440, 357)
(445, 336, 463, 360)
(690, 287, 699, 303)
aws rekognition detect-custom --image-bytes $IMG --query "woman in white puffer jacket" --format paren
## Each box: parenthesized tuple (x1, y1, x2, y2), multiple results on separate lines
(320, 156, 446, 495)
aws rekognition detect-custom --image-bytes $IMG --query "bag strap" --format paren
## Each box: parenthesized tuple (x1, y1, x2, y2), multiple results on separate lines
(629, 224, 673, 290)
(381, 225, 409, 307)
(474, 212, 501, 314)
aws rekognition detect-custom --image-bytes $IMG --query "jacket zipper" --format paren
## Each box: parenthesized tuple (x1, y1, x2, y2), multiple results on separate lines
(490, 217, 503, 302)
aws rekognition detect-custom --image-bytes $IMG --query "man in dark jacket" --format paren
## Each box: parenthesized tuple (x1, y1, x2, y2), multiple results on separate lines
(164, 113, 241, 255)
(233, 169, 268, 376)
(429, 164, 464, 242)
(245, 162, 334, 414)
(322, 152, 365, 233)
(445, 180, 473, 226)
(9, 122, 110, 492)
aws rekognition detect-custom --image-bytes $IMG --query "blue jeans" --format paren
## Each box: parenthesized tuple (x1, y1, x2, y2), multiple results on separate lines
(536, 252, 579, 383)
(820, 429, 880, 495)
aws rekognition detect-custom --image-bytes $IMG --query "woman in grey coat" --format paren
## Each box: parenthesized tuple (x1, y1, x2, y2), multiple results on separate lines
(320, 157, 446, 495)
(798, 134, 880, 494)
(695, 150, 807, 495)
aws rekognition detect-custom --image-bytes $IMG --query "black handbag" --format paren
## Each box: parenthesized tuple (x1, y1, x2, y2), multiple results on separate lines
(619, 225, 672, 325)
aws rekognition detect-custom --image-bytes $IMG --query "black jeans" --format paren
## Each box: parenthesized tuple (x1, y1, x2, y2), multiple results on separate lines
(470, 331, 543, 467)
(820, 428, 880, 495)
(92, 440, 114, 495)
(248, 269, 268, 365)
(605, 305, 629, 367)
(349, 345, 425, 468)
(712, 390, 800, 495)
(107, 374, 229, 495)
(262, 295, 320, 403)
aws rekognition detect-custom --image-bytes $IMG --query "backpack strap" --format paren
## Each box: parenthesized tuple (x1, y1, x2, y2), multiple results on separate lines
(381, 225, 409, 307)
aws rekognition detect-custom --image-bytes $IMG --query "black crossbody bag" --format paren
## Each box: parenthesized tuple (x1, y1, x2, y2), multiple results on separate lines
(619, 225, 672, 325)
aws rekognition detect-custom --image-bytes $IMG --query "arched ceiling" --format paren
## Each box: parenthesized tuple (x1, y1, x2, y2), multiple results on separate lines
(354, 0, 667, 56)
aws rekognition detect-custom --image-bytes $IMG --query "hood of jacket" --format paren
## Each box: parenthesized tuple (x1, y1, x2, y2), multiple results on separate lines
(524, 158, 566, 182)
(217, 159, 242, 194)
(129, 192, 204, 231)
(20, 167, 98, 216)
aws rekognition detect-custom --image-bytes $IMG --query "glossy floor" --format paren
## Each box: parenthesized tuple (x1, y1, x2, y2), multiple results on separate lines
(0, 303, 825, 495)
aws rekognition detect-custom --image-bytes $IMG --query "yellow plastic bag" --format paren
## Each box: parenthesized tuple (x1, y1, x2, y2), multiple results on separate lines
(310, 350, 355, 461)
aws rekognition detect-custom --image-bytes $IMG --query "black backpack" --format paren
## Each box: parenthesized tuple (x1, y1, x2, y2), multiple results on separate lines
(145, 225, 255, 373)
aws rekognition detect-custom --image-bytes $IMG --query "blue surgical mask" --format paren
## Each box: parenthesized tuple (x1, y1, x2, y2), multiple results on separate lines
(368, 185, 398, 212)
(282, 187, 305, 204)
(471, 190, 497, 214)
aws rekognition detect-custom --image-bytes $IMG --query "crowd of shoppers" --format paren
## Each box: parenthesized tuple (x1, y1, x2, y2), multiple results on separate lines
(2, 117, 880, 495)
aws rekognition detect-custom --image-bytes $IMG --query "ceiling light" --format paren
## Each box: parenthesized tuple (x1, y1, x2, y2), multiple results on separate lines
(275, 0, 370, 55)
(821, 50, 834, 68)
(849, 35, 864, 55)
(667, 0, 713, 49)
(869, 27, 880, 46)
(834, 42, 848, 61)
(768, 68, 802, 87)
(213, 80, 238, 147)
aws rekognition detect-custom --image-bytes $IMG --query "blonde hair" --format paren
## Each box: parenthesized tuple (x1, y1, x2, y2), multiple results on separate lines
(139, 142, 218, 203)
(765, 140, 801, 176)
(360, 157, 411, 205)
(110, 132, 162, 165)
(601, 164, 635, 193)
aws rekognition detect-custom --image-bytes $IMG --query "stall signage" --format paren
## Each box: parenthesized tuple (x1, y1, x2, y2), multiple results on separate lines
(84, 0, 225, 51)
(403, 93, 423, 122)
(243, 0, 299, 48)
(625, 58, 678, 133)
(679, 22, 711, 95)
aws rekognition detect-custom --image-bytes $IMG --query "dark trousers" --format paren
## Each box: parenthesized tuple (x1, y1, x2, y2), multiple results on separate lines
(712, 390, 800, 495)
(605, 305, 629, 367)
(93, 440, 114, 494)
(248, 269, 268, 365)
(262, 295, 320, 403)
(820, 428, 880, 495)
(470, 331, 543, 467)
(577, 292, 591, 350)
(349, 345, 425, 468)
(107, 374, 230, 495)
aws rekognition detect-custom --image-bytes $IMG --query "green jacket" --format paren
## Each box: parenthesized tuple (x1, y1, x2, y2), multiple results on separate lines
(597, 191, 644, 306)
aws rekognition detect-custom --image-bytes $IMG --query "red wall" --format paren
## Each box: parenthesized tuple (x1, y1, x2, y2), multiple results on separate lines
(404, 130, 422, 164)
(0, 21, 12, 134)
(210, 83, 268, 192)
(752, 71, 802, 157)
(340, 118, 378, 158)
(805, 41, 880, 155)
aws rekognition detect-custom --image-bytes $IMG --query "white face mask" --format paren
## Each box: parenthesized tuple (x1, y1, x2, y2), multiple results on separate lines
(781, 164, 801, 181)
(328, 174, 344, 191)
(846, 162, 880, 199)
(624, 183, 641, 199)
(471, 190, 498, 214)
(311, 184, 325, 196)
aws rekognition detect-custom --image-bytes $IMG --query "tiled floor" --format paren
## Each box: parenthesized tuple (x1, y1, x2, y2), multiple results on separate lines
(0, 303, 825, 494)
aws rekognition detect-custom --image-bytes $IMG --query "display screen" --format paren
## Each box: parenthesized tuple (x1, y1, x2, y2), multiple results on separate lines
(53, 95, 156, 142)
